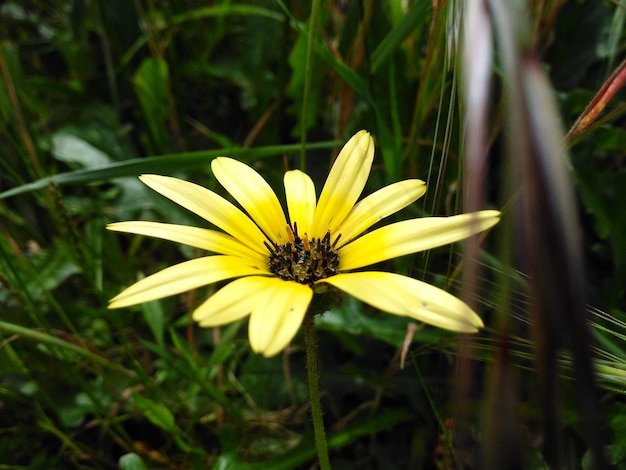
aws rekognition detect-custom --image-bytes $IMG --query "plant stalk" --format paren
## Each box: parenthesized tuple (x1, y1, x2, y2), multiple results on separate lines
(303, 316, 331, 469)
(300, 0, 321, 170)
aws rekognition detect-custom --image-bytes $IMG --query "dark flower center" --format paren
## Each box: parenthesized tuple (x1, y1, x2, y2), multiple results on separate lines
(265, 223, 340, 286)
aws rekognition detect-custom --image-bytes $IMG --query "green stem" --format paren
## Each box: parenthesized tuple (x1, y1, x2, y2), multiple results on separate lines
(300, 0, 321, 170)
(303, 316, 331, 469)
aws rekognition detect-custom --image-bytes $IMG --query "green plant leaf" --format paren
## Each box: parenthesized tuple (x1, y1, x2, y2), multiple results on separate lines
(131, 392, 176, 432)
(119, 453, 148, 470)
(0, 140, 341, 199)
(132, 58, 170, 153)
(370, 1, 429, 73)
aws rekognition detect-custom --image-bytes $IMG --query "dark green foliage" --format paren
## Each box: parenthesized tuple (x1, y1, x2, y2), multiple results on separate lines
(1, 0, 625, 468)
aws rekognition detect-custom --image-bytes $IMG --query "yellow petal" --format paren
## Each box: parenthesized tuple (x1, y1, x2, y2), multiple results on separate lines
(247, 278, 312, 357)
(108, 256, 269, 309)
(335, 179, 427, 247)
(193, 276, 271, 326)
(284, 169, 316, 236)
(139, 174, 269, 255)
(107, 221, 267, 264)
(310, 130, 374, 239)
(211, 157, 288, 244)
(320, 272, 483, 332)
(339, 210, 500, 271)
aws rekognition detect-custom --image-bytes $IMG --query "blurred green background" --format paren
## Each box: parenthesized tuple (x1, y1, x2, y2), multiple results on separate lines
(1, 1, 625, 468)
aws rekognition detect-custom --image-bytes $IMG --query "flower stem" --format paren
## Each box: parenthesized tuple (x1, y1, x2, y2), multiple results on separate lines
(300, 0, 321, 170)
(303, 316, 331, 469)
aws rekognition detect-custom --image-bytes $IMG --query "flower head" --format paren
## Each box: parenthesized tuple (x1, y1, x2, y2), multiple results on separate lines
(109, 131, 500, 356)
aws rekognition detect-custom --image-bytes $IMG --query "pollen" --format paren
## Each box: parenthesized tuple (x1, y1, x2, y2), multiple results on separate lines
(267, 223, 340, 286)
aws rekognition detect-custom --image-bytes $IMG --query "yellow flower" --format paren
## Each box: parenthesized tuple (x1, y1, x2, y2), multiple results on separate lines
(108, 131, 500, 357)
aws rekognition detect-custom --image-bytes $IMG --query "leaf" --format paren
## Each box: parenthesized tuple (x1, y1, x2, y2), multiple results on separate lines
(131, 393, 176, 432)
(370, 1, 429, 73)
(141, 300, 164, 347)
(572, 164, 626, 302)
(132, 58, 170, 153)
(0, 41, 24, 124)
(171, 4, 284, 24)
(211, 410, 414, 469)
(0, 140, 341, 199)
(286, 28, 321, 136)
(118, 453, 148, 470)
(130, 392, 196, 454)
(51, 133, 112, 168)
(317, 296, 448, 348)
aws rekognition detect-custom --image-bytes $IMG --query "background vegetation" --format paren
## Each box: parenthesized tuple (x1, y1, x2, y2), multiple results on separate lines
(1, 0, 625, 468)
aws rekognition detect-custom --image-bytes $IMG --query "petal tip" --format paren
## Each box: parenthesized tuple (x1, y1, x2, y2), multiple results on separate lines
(138, 174, 159, 183)
(107, 298, 124, 309)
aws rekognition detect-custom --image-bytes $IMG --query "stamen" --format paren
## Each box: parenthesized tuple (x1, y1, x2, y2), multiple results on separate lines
(267, 226, 340, 286)
(322, 231, 331, 244)
(263, 240, 276, 254)
(332, 234, 342, 248)
(286, 224, 295, 243)
(302, 233, 311, 252)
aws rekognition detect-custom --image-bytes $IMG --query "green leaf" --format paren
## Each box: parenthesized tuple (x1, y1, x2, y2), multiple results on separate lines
(277, 1, 375, 109)
(212, 410, 413, 469)
(51, 132, 112, 168)
(317, 296, 449, 348)
(141, 300, 165, 347)
(171, 4, 284, 24)
(370, 1, 429, 73)
(286, 28, 321, 136)
(0, 139, 340, 199)
(131, 393, 176, 432)
(0, 41, 24, 124)
(118, 453, 149, 470)
(132, 58, 170, 153)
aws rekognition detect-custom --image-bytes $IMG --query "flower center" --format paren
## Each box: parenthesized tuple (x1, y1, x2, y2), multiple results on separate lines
(265, 223, 340, 286)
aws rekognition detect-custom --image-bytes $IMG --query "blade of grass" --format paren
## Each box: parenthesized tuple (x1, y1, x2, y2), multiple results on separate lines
(0, 140, 341, 199)
(299, 0, 321, 170)
(565, 57, 626, 144)
(170, 4, 284, 24)
(370, 1, 429, 73)
(0, 320, 136, 378)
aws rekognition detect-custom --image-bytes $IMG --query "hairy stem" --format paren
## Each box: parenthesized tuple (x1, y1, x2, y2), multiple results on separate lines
(303, 316, 330, 469)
